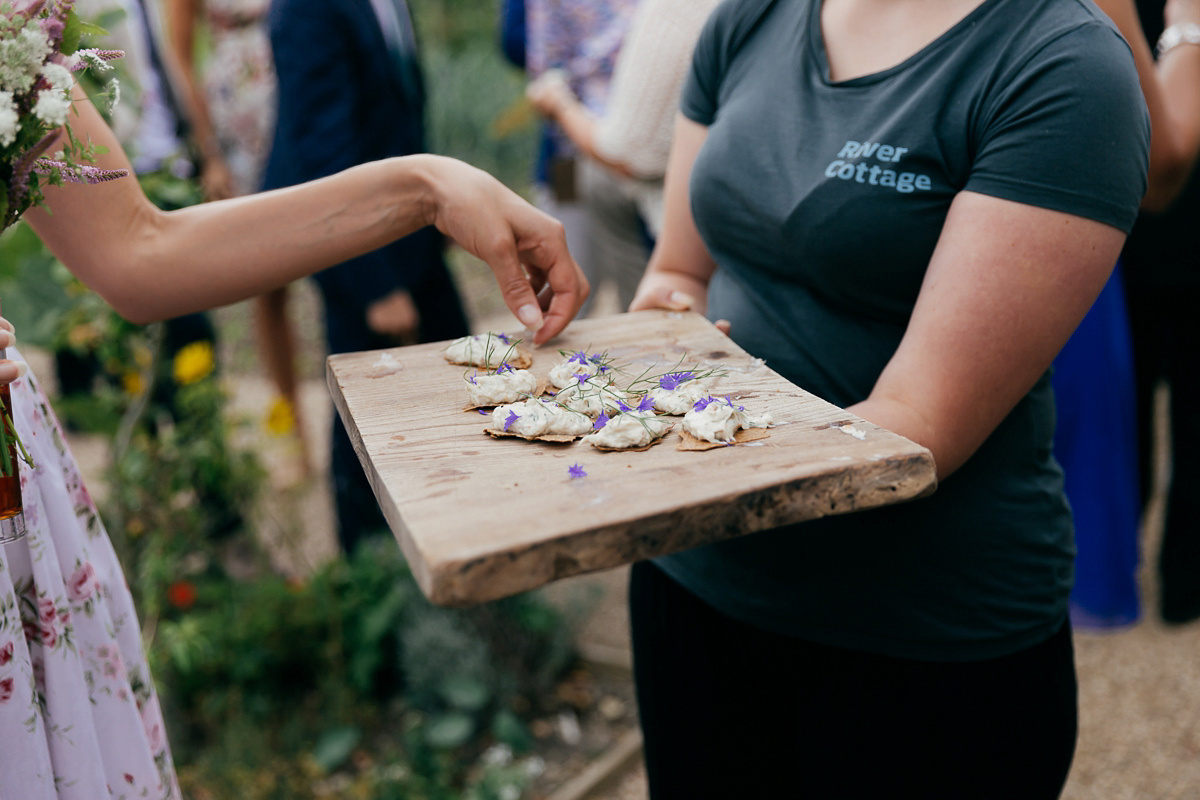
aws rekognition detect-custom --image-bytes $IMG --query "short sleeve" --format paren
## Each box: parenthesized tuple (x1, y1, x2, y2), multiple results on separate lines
(679, 3, 726, 124)
(964, 21, 1150, 233)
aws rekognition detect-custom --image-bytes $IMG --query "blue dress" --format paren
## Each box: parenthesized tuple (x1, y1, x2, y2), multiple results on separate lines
(1052, 262, 1141, 629)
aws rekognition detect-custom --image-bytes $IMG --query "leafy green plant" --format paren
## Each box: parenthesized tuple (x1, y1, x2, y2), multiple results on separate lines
(153, 540, 566, 799)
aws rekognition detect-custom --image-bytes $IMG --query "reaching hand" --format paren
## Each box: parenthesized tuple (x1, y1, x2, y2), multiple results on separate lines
(366, 289, 420, 343)
(526, 69, 575, 120)
(423, 156, 589, 345)
(0, 318, 27, 386)
(201, 156, 237, 202)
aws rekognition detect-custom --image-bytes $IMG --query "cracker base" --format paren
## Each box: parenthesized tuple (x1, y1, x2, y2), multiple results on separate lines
(677, 427, 771, 451)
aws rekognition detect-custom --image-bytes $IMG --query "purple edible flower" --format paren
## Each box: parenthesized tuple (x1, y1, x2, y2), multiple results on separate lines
(615, 399, 631, 413)
(569, 350, 589, 365)
(636, 395, 656, 412)
(575, 373, 589, 385)
(496, 362, 515, 375)
(724, 395, 746, 411)
(693, 397, 716, 412)
(658, 371, 696, 391)
(467, 371, 478, 385)
(593, 411, 609, 430)
(496, 332, 511, 344)
(477, 409, 489, 415)
(568, 463, 587, 479)
(503, 411, 519, 431)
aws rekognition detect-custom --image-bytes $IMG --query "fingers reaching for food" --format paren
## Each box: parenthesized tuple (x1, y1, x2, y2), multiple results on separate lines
(425, 156, 589, 345)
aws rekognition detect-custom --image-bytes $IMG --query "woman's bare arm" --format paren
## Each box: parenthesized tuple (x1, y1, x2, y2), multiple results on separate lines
(25, 93, 587, 344)
(1097, 0, 1200, 210)
(850, 192, 1125, 478)
(163, 0, 235, 198)
(627, 116, 716, 312)
(527, 77, 633, 178)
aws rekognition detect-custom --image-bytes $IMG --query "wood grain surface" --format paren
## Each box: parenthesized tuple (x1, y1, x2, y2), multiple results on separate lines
(326, 310, 936, 606)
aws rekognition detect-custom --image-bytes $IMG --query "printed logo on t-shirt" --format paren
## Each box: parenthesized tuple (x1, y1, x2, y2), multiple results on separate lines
(824, 141, 931, 194)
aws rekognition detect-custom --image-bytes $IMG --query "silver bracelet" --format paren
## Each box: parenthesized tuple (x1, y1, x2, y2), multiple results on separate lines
(1157, 22, 1200, 57)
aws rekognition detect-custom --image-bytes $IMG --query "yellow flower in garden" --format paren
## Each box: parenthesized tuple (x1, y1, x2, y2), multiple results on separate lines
(173, 341, 215, 385)
(67, 322, 101, 349)
(265, 396, 295, 435)
(121, 371, 144, 396)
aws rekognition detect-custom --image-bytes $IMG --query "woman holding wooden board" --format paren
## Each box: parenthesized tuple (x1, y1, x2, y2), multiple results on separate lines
(628, 0, 1151, 796)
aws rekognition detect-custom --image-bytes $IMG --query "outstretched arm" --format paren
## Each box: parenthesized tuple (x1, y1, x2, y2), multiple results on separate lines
(24, 92, 587, 344)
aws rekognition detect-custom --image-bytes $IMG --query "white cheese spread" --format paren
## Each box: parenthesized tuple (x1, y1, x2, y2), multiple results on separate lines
(466, 369, 537, 406)
(548, 355, 610, 389)
(649, 381, 708, 415)
(444, 333, 520, 368)
(584, 410, 671, 449)
(682, 398, 773, 443)
(490, 398, 593, 438)
(554, 376, 629, 417)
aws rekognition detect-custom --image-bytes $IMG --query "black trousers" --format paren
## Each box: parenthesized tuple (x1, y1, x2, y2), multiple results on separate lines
(629, 561, 1078, 799)
(324, 263, 468, 555)
(1125, 284, 1200, 623)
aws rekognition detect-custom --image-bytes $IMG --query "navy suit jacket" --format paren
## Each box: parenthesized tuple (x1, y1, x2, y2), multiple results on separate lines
(262, 0, 449, 336)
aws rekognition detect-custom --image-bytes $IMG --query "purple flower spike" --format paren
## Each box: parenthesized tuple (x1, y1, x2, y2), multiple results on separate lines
(636, 395, 656, 412)
(593, 412, 609, 430)
(658, 371, 696, 391)
(693, 397, 716, 412)
(568, 463, 587, 479)
(569, 350, 589, 365)
(503, 411, 520, 431)
(496, 332, 511, 344)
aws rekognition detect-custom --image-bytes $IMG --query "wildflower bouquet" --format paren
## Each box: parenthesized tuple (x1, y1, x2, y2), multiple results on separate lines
(0, 0, 124, 229)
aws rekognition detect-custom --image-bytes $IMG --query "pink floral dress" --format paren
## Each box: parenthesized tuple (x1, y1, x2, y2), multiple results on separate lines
(0, 351, 179, 800)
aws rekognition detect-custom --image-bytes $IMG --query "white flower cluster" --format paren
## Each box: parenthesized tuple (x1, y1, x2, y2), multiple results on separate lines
(0, 23, 52, 94)
(33, 62, 72, 127)
(0, 90, 18, 147)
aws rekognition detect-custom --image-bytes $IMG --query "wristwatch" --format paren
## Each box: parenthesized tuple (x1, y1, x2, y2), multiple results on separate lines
(1157, 22, 1200, 57)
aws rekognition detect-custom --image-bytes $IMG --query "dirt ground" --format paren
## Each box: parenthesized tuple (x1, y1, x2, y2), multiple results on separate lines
(39, 262, 1200, 799)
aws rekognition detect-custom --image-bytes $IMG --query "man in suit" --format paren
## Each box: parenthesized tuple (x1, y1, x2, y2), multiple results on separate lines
(263, 0, 469, 554)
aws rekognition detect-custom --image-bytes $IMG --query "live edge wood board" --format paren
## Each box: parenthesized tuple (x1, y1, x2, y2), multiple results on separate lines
(326, 310, 937, 607)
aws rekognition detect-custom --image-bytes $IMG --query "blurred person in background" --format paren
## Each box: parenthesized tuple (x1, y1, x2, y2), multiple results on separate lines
(1053, 0, 1200, 630)
(1102, 0, 1200, 625)
(526, 0, 721, 245)
(167, 0, 313, 474)
(521, 0, 642, 314)
(264, 0, 470, 555)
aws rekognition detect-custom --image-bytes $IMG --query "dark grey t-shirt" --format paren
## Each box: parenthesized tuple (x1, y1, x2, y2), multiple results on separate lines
(655, 0, 1150, 661)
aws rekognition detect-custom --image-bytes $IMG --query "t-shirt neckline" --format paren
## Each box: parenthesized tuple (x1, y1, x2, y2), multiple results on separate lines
(808, 0, 1003, 87)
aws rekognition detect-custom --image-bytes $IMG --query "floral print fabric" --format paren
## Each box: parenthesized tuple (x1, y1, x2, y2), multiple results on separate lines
(203, 0, 276, 196)
(526, 0, 640, 115)
(0, 349, 179, 800)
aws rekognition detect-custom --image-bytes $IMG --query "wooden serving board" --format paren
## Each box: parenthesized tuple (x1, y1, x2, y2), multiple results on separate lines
(327, 310, 936, 607)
